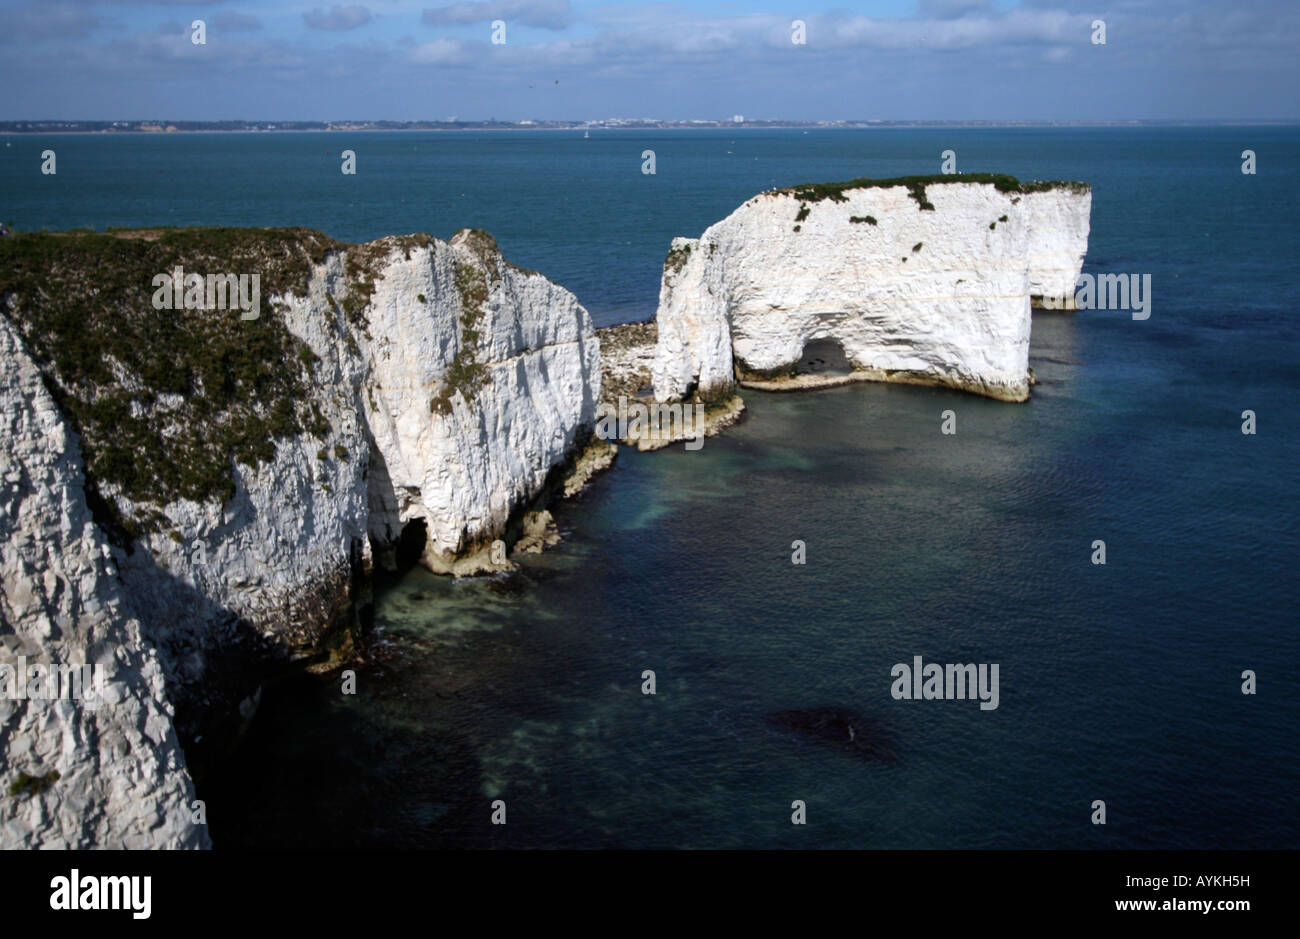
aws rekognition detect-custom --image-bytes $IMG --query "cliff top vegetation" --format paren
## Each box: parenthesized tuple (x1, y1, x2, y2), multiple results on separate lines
(0, 226, 474, 541)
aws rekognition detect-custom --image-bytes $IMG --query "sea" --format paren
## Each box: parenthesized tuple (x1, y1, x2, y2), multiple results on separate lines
(4, 126, 1297, 848)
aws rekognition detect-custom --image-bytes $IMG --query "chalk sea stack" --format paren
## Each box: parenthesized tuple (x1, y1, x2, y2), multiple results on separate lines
(652, 174, 1091, 406)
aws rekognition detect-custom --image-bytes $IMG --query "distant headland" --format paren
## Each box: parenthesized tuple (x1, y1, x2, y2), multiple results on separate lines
(1, 118, 1291, 134)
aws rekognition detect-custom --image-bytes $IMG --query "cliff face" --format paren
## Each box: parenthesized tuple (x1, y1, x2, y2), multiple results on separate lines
(0, 177, 1087, 845)
(0, 317, 207, 848)
(1023, 186, 1093, 309)
(0, 227, 601, 846)
(359, 230, 601, 572)
(652, 176, 1091, 404)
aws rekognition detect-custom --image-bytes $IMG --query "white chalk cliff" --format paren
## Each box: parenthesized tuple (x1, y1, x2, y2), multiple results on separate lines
(1, 175, 1089, 847)
(359, 231, 601, 571)
(653, 176, 1090, 404)
(0, 317, 207, 848)
(0, 228, 601, 847)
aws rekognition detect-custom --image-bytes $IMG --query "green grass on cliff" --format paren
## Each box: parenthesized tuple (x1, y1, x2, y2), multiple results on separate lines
(0, 225, 514, 540)
(429, 262, 489, 416)
(8, 770, 59, 799)
(1020, 180, 1091, 195)
(429, 228, 499, 417)
(664, 241, 693, 276)
(771, 173, 1088, 215)
(0, 228, 341, 540)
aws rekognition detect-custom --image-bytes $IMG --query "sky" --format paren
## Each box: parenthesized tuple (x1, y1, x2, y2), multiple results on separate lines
(0, 0, 1295, 122)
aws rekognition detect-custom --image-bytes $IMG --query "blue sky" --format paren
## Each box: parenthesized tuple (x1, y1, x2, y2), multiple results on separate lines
(0, 0, 1295, 121)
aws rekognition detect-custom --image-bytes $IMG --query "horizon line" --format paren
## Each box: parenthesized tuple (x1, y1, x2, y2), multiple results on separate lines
(4, 118, 1298, 131)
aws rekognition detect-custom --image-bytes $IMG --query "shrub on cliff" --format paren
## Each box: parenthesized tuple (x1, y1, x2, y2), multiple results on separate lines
(0, 228, 339, 540)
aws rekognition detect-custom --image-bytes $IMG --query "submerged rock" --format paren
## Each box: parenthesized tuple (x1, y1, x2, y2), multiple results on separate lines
(766, 707, 898, 763)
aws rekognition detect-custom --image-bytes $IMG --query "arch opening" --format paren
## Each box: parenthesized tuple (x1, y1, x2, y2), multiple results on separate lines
(394, 518, 428, 572)
(795, 338, 854, 377)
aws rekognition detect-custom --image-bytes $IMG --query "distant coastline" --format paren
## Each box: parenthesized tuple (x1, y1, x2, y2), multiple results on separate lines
(2, 118, 1296, 134)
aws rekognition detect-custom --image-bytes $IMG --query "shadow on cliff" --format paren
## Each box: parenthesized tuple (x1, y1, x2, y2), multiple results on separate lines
(118, 537, 372, 786)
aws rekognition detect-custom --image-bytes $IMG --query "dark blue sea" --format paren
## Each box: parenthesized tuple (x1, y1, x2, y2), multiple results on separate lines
(5, 127, 1297, 848)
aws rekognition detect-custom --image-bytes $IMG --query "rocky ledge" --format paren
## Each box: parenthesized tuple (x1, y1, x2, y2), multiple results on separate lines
(596, 319, 745, 450)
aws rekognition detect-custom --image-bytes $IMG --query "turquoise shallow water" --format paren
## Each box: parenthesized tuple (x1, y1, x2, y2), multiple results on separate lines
(206, 326, 1299, 848)
(6, 127, 1297, 847)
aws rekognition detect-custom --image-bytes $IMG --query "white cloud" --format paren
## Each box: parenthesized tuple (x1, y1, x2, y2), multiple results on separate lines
(303, 6, 372, 31)
(421, 1, 572, 31)
(410, 37, 473, 65)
